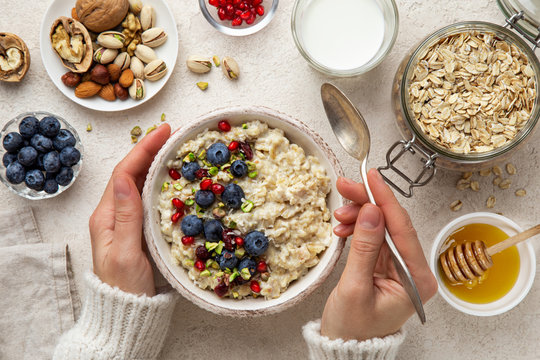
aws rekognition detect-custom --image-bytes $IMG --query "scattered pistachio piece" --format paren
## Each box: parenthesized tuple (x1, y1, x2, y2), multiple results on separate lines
(515, 189, 527, 197)
(86, 123, 93, 132)
(450, 200, 463, 212)
(185, 198, 194, 206)
(198, 150, 206, 160)
(203, 160, 212, 167)
(131, 135, 138, 144)
(232, 291, 239, 299)
(184, 259, 194, 267)
(200, 269, 211, 277)
(240, 267, 251, 280)
(173, 183, 182, 191)
(161, 182, 169, 192)
(216, 241, 224, 255)
(235, 248, 246, 258)
(161, 113, 166, 122)
(131, 125, 142, 136)
(486, 195, 496, 209)
(229, 271, 239, 282)
(222, 56, 239, 80)
(248, 170, 258, 178)
(146, 125, 157, 135)
(242, 123, 248, 129)
(228, 220, 237, 229)
(241, 199, 254, 213)
(197, 81, 208, 91)
(212, 207, 226, 218)
(209, 167, 219, 176)
(213, 55, 220, 67)
(205, 242, 219, 251)
(261, 272, 270, 281)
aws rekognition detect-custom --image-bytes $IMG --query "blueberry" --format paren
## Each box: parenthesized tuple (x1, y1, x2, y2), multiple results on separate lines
(43, 151, 61, 173)
(46, 171, 58, 180)
(25, 169, 45, 191)
(17, 146, 38, 167)
(31, 134, 53, 153)
(3, 132, 23, 152)
(206, 143, 230, 166)
(181, 215, 203, 236)
(218, 250, 238, 270)
(36, 154, 45, 171)
(222, 183, 244, 209)
(181, 161, 200, 181)
(55, 167, 74, 186)
(2, 152, 17, 167)
(238, 258, 257, 277)
(19, 116, 39, 139)
(244, 231, 269, 256)
(203, 219, 224, 242)
(5, 162, 25, 184)
(230, 160, 248, 178)
(53, 129, 76, 150)
(59, 146, 81, 167)
(43, 179, 59, 194)
(195, 190, 215, 208)
(39, 116, 61, 138)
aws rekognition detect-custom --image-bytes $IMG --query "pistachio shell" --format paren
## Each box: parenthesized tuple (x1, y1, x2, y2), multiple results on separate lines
(222, 56, 239, 80)
(141, 27, 167, 48)
(134, 44, 157, 63)
(97, 31, 125, 49)
(140, 5, 155, 31)
(129, 78, 145, 100)
(93, 47, 118, 64)
(144, 59, 167, 81)
(129, 0, 143, 14)
(113, 52, 131, 70)
(186, 55, 212, 74)
(130, 56, 145, 79)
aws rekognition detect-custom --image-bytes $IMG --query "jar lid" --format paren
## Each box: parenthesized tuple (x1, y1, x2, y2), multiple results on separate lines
(498, 0, 540, 39)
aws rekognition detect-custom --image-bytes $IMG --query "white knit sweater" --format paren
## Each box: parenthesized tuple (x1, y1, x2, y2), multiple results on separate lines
(53, 273, 404, 359)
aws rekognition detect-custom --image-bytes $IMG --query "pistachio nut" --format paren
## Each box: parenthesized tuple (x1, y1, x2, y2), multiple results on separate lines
(130, 56, 145, 79)
(144, 59, 167, 81)
(93, 47, 118, 64)
(97, 31, 126, 49)
(222, 56, 239, 80)
(134, 44, 157, 64)
(129, 78, 145, 100)
(129, 0, 143, 15)
(140, 5, 156, 31)
(113, 52, 131, 70)
(186, 55, 212, 74)
(141, 27, 167, 48)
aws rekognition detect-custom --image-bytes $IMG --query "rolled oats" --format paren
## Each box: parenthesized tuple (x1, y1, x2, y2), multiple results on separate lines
(486, 195, 496, 208)
(462, 171, 473, 180)
(470, 181, 480, 191)
(409, 31, 536, 154)
(479, 169, 491, 177)
(492, 165, 502, 176)
(457, 178, 471, 190)
(515, 189, 527, 197)
(506, 163, 517, 175)
(450, 200, 463, 211)
(499, 178, 512, 189)
(493, 176, 502, 186)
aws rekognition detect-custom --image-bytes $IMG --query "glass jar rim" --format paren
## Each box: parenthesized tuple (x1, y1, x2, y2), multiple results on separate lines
(400, 21, 540, 163)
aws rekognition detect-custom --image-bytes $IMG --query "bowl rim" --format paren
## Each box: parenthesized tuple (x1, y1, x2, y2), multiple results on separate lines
(429, 212, 536, 316)
(142, 105, 345, 316)
(0, 111, 84, 200)
(198, 0, 279, 37)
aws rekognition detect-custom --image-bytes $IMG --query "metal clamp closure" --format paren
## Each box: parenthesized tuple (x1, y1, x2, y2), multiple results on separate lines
(377, 136, 437, 198)
(505, 11, 540, 50)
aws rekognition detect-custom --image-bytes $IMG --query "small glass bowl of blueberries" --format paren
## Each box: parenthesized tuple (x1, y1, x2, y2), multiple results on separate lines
(0, 111, 83, 200)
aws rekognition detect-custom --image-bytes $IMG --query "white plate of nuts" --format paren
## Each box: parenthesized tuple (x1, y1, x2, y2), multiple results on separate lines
(39, 0, 178, 112)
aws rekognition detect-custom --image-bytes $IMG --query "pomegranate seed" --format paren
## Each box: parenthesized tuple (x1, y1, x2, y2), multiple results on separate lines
(226, 4, 234, 14)
(209, 0, 219, 6)
(219, 0, 227, 6)
(228, 141, 240, 151)
(257, 260, 267, 273)
(218, 7, 227, 20)
(235, 236, 244, 247)
(200, 179, 213, 190)
(256, 5, 264, 16)
(171, 212, 182, 223)
(172, 198, 184, 209)
(169, 168, 181, 180)
(253, 0, 262, 6)
(246, 14, 255, 24)
(233, 0, 241, 4)
(195, 260, 205, 271)
(239, 2, 245, 9)
(218, 120, 231, 132)
(240, 10, 251, 19)
(250, 280, 261, 293)
(195, 169, 209, 179)
(214, 282, 229, 297)
(211, 183, 225, 195)
(196, 245, 210, 260)
(235, 9, 243, 16)
(181, 236, 195, 246)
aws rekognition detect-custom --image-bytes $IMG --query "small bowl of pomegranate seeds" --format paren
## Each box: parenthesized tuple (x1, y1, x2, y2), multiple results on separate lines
(142, 106, 345, 316)
(199, 0, 279, 36)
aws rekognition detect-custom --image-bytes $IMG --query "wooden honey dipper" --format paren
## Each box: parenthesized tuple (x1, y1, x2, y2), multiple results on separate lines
(440, 224, 540, 284)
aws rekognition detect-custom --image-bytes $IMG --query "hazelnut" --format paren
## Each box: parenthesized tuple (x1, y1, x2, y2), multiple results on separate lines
(114, 83, 129, 100)
(91, 64, 110, 85)
(61, 72, 81, 87)
(107, 63, 121, 82)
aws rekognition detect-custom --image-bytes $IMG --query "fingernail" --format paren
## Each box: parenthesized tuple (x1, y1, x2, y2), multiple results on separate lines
(334, 224, 347, 233)
(340, 177, 355, 185)
(358, 204, 380, 229)
(114, 177, 131, 200)
(371, 169, 383, 181)
(335, 204, 352, 216)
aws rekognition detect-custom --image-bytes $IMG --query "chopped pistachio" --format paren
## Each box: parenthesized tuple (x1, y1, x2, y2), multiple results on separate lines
(211, 261, 220, 270)
(242, 123, 248, 129)
(246, 161, 256, 171)
(185, 198, 195, 206)
(235, 248, 245, 258)
(215, 271, 224, 278)
(218, 202, 225, 208)
(131, 125, 142, 137)
(200, 269, 211, 277)
(173, 183, 182, 191)
(232, 291, 239, 299)
(212, 55, 220, 67)
(161, 182, 170, 192)
(205, 259, 214, 268)
(161, 113, 166, 122)
(196, 204, 205, 214)
(216, 241, 224, 255)
(220, 164, 230, 171)
(238, 152, 246, 160)
(184, 259, 194, 267)
(206, 242, 219, 251)
(224, 268, 232, 274)
(86, 123, 93, 132)
(192, 188, 196, 194)
(212, 207, 226, 218)
(198, 149, 206, 160)
(131, 135, 138, 144)
(203, 160, 212, 167)
(228, 220, 237, 229)
(260, 272, 270, 281)
(248, 171, 258, 178)
(240, 267, 251, 280)
(241, 200, 254, 213)
(146, 125, 157, 135)
(209, 167, 219, 176)
(227, 173, 234, 179)
(197, 81, 208, 91)
(230, 270, 239, 282)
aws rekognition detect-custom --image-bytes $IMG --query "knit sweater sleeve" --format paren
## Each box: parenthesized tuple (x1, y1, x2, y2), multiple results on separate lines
(302, 320, 405, 360)
(53, 272, 178, 360)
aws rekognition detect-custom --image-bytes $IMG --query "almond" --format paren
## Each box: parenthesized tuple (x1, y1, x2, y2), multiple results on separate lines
(75, 81, 102, 98)
(107, 64, 121, 82)
(99, 84, 116, 101)
(119, 69, 134, 88)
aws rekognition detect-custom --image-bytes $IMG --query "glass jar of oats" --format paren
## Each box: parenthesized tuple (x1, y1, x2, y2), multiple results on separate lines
(383, 15, 540, 197)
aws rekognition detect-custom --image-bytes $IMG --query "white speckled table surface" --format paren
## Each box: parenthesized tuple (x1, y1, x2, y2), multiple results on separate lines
(2, 0, 540, 359)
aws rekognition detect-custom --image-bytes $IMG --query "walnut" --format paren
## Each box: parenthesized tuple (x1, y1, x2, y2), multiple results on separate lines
(76, 0, 129, 33)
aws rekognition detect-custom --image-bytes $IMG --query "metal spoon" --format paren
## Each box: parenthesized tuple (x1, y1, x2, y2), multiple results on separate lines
(321, 83, 426, 324)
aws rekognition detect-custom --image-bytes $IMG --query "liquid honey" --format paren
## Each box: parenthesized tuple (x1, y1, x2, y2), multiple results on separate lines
(439, 223, 520, 304)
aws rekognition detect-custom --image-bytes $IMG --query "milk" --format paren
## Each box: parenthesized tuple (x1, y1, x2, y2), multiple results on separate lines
(300, 0, 386, 71)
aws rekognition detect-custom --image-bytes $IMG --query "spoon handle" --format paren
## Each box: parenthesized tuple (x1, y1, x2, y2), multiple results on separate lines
(360, 160, 426, 324)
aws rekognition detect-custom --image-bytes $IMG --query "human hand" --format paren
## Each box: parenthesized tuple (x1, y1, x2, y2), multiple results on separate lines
(321, 169, 437, 341)
(89, 124, 171, 297)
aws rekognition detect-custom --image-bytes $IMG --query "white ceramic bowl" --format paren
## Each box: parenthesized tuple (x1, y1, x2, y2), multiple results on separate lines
(142, 106, 345, 316)
(429, 212, 536, 316)
(40, 0, 178, 112)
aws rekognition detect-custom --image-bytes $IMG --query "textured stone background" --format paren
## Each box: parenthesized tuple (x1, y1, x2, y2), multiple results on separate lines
(1, 0, 540, 359)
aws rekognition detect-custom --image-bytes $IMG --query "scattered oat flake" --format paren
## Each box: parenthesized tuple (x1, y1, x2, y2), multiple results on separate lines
(493, 177, 502, 186)
(450, 200, 463, 211)
(515, 189, 527, 197)
(457, 178, 471, 190)
(492, 166, 502, 176)
(506, 163, 517, 175)
(499, 179, 512, 189)
(462, 172, 473, 180)
(471, 181, 480, 191)
(479, 169, 491, 177)
(486, 195, 496, 208)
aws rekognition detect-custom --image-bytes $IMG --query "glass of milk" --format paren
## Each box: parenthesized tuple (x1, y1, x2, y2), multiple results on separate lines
(291, 0, 399, 76)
